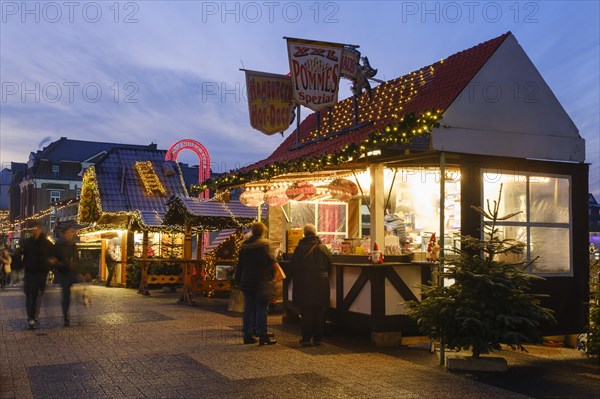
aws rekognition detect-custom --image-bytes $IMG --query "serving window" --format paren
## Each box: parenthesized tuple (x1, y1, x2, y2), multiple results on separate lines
(289, 201, 347, 244)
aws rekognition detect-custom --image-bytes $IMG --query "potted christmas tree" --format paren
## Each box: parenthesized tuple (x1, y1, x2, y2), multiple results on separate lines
(407, 185, 555, 371)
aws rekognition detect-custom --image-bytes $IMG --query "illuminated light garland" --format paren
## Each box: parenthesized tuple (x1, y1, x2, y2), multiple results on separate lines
(202, 230, 244, 285)
(4, 197, 81, 235)
(163, 196, 257, 232)
(78, 167, 101, 224)
(191, 110, 443, 192)
(135, 161, 167, 196)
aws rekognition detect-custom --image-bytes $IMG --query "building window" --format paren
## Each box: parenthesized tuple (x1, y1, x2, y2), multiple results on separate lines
(49, 215, 56, 232)
(52, 165, 59, 177)
(50, 190, 61, 203)
(483, 173, 572, 276)
(76, 188, 81, 197)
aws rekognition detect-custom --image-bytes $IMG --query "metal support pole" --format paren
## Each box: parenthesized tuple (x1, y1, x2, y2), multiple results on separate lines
(439, 152, 446, 365)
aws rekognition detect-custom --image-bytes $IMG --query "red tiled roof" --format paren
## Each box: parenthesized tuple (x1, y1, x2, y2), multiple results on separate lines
(241, 32, 510, 172)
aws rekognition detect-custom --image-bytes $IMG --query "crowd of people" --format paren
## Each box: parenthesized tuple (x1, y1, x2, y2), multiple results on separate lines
(1, 221, 83, 330)
(3, 220, 334, 345)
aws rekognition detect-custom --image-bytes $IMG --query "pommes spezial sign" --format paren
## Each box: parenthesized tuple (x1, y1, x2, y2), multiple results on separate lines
(286, 37, 344, 112)
(244, 70, 295, 136)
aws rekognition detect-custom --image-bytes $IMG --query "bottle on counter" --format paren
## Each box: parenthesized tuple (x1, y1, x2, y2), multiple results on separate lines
(362, 236, 371, 255)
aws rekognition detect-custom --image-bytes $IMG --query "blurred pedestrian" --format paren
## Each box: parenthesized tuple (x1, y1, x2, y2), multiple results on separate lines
(105, 243, 118, 287)
(290, 224, 332, 347)
(10, 245, 24, 287)
(53, 223, 80, 327)
(21, 222, 55, 330)
(1, 247, 11, 288)
(235, 222, 277, 345)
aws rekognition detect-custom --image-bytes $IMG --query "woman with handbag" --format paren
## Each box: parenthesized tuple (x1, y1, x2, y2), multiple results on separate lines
(235, 222, 277, 345)
(290, 224, 332, 346)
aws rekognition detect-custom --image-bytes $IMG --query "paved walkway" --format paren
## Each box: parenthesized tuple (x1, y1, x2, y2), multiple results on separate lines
(1, 284, 599, 399)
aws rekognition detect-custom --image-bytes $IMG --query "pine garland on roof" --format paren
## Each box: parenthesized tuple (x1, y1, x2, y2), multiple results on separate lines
(191, 110, 442, 192)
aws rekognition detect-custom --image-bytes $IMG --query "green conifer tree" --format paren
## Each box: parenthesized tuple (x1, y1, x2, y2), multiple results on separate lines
(408, 185, 555, 358)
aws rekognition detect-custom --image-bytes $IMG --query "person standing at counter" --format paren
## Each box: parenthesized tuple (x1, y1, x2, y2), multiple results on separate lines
(290, 224, 332, 347)
(235, 222, 277, 346)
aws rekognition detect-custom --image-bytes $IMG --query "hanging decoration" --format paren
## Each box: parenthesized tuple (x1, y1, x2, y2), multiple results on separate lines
(264, 187, 289, 207)
(239, 190, 265, 207)
(286, 181, 317, 201)
(328, 179, 359, 202)
(244, 69, 295, 135)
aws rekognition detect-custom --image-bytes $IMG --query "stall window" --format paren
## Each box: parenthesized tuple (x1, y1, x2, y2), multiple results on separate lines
(483, 173, 572, 275)
(362, 167, 462, 254)
(289, 202, 347, 244)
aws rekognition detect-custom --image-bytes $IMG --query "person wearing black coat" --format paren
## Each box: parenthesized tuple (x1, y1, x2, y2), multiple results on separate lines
(21, 222, 56, 330)
(235, 222, 277, 345)
(290, 224, 332, 346)
(53, 224, 80, 327)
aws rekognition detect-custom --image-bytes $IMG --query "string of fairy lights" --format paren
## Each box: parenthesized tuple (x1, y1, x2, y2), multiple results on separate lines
(1, 198, 80, 235)
(135, 161, 167, 196)
(313, 64, 438, 141)
(192, 109, 443, 192)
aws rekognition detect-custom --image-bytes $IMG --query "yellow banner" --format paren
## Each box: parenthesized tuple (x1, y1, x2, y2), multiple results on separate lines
(245, 70, 294, 136)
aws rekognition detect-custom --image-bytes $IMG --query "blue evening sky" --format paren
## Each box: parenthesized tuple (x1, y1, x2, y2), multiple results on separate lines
(0, 1, 598, 197)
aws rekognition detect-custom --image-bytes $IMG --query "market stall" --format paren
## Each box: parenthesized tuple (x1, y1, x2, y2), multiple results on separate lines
(162, 195, 265, 304)
(198, 32, 589, 340)
(77, 147, 189, 290)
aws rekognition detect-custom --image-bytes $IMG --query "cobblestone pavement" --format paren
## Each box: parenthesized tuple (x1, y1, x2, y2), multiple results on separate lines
(1, 285, 599, 399)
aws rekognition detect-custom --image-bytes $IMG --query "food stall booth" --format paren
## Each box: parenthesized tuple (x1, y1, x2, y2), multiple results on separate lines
(199, 32, 589, 341)
(77, 147, 191, 289)
(162, 195, 266, 304)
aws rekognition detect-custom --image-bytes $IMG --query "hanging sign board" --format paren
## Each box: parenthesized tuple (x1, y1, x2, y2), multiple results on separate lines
(244, 70, 295, 135)
(340, 46, 361, 80)
(286, 37, 344, 112)
(328, 179, 359, 202)
(265, 187, 289, 207)
(240, 190, 265, 207)
(286, 181, 317, 201)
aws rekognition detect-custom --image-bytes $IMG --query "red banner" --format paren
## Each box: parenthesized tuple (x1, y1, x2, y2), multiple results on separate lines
(286, 38, 344, 112)
(245, 70, 294, 136)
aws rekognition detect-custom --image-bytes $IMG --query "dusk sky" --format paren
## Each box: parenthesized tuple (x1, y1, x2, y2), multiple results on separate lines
(0, 1, 598, 197)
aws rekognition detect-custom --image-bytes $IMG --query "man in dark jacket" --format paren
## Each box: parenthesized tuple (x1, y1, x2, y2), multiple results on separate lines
(235, 222, 277, 345)
(21, 221, 55, 330)
(290, 224, 332, 346)
(54, 223, 79, 327)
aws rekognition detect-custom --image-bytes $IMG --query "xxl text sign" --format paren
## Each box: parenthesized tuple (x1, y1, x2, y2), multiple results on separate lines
(287, 38, 343, 112)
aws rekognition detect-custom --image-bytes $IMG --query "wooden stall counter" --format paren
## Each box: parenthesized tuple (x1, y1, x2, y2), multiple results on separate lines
(282, 255, 434, 340)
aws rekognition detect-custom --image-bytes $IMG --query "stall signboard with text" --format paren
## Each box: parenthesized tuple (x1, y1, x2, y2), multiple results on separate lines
(340, 47, 361, 80)
(286, 38, 344, 112)
(245, 70, 295, 135)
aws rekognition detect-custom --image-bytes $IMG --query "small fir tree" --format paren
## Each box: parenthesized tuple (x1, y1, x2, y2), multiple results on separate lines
(407, 185, 556, 358)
